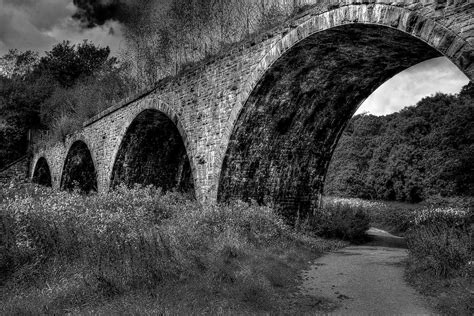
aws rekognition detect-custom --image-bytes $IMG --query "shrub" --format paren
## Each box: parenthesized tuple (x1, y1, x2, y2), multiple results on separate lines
(406, 207, 472, 278)
(301, 202, 370, 243)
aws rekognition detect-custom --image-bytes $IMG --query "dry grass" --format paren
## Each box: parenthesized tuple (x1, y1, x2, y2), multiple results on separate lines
(0, 183, 345, 314)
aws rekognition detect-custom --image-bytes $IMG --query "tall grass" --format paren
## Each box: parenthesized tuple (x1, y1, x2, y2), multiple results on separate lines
(406, 207, 473, 278)
(0, 183, 344, 314)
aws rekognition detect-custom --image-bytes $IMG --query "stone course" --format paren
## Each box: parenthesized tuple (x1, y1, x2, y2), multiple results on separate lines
(24, 1, 472, 208)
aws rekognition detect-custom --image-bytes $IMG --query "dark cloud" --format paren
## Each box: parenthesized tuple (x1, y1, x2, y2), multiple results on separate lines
(72, 0, 172, 28)
(72, 0, 130, 27)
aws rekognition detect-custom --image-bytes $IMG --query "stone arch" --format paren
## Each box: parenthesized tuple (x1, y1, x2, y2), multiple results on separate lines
(217, 5, 472, 219)
(32, 157, 52, 187)
(61, 140, 98, 193)
(110, 108, 195, 196)
(223, 4, 473, 152)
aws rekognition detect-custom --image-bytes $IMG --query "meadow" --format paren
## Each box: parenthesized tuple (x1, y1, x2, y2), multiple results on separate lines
(0, 182, 347, 314)
(1, 182, 471, 314)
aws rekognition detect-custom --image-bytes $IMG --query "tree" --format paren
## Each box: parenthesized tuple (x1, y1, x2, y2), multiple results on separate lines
(0, 41, 136, 169)
(325, 83, 474, 202)
(33, 41, 111, 88)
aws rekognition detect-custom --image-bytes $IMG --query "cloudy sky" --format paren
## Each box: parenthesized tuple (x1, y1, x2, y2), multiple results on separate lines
(0, 0, 469, 116)
(356, 57, 469, 115)
(0, 0, 125, 58)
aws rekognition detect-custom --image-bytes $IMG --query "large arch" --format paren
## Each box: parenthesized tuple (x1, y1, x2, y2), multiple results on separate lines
(110, 109, 195, 195)
(61, 140, 98, 193)
(217, 19, 471, 220)
(32, 157, 52, 187)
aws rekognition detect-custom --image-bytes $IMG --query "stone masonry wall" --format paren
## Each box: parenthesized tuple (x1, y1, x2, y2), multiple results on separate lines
(30, 1, 473, 204)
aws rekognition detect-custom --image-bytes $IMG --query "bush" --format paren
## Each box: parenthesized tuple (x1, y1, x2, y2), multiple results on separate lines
(406, 207, 472, 278)
(301, 202, 370, 243)
(367, 204, 415, 235)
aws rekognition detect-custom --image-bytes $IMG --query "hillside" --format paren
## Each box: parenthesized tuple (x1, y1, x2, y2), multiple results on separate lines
(324, 82, 474, 203)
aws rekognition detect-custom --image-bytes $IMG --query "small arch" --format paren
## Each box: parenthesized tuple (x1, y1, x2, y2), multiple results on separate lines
(32, 157, 52, 187)
(61, 140, 98, 193)
(110, 109, 195, 196)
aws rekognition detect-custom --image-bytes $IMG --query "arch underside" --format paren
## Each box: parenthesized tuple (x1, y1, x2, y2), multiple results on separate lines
(111, 110, 194, 195)
(32, 157, 52, 187)
(218, 24, 442, 219)
(61, 141, 97, 193)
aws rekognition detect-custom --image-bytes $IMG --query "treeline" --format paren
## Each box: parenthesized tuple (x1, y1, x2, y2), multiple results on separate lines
(0, 42, 136, 169)
(324, 83, 474, 203)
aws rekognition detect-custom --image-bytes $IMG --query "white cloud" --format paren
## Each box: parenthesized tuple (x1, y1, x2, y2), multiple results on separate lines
(46, 19, 125, 55)
(0, 5, 56, 54)
(356, 57, 469, 116)
(3, 0, 74, 31)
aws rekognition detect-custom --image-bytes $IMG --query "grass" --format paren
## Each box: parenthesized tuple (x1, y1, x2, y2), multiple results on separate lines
(0, 182, 346, 314)
(404, 207, 473, 315)
(2, 181, 471, 314)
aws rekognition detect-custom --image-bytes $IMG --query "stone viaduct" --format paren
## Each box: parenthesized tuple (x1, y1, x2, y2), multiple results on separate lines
(27, 0, 473, 218)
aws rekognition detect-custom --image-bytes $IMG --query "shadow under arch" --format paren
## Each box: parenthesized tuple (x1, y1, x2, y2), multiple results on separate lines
(32, 157, 52, 187)
(217, 23, 470, 220)
(61, 140, 98, 193)
(110, 109, 195, 196)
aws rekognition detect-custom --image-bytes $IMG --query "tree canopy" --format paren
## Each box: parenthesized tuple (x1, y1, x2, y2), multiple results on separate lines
(0, 41, 135, 169)
(325, 83, 474, 202)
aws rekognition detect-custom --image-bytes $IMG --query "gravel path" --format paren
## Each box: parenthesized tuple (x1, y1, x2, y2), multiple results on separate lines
(296, 229, 435, 315)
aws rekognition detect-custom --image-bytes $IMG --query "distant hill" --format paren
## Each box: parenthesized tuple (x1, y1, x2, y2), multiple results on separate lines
(324, 82, 474, 203)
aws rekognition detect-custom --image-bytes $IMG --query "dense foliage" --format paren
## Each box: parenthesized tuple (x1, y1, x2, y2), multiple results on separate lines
(325, 83, 474, 203)
(0, 42, 136, 169)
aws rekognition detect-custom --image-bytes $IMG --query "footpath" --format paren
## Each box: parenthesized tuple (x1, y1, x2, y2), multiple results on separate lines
(297, 228, 435, 315)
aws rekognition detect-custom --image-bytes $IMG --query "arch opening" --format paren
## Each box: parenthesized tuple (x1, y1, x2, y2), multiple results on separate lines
(32, 157, 52, 187)
(110, 109, 194, 195)
(217, 24, 451, 220)
(61, 141, 97, 193)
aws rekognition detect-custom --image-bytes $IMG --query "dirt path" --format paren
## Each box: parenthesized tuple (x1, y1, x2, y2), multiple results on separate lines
(296, 228, 435, 315)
